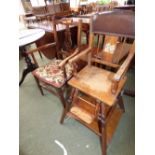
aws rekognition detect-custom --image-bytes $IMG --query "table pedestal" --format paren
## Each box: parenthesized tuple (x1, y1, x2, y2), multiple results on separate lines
(19, 47, 37, 86)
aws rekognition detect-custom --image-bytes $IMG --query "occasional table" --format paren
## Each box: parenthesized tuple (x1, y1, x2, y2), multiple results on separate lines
(19, 28, 45, 86)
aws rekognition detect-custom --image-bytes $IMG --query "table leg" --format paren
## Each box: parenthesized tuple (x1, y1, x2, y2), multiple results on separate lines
(19, 47, 37, 86)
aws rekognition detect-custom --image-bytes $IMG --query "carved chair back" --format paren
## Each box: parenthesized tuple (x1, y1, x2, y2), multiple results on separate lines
(88, 10, 135, 69)
(89, 10, 135, 93)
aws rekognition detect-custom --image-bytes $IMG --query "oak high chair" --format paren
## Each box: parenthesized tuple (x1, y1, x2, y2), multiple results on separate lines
(60, 10, 135, 155)
(26, 17, 82, 122)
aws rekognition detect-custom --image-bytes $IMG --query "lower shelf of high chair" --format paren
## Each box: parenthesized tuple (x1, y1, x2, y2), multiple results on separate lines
(67, 106, 123, 146)
(106, 106, 123, 145)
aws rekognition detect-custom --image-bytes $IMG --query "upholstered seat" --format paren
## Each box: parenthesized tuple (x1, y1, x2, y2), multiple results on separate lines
(32, 59, 73, 88)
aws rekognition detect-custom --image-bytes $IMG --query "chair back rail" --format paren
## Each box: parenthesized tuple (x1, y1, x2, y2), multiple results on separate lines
(92, 10, 135, 38)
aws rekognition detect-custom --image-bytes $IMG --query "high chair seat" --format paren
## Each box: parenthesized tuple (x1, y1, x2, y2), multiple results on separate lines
(68, 65, 127, 106)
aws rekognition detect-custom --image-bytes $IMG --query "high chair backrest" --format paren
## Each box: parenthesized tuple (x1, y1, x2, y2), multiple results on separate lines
(89, 10, 135, 68)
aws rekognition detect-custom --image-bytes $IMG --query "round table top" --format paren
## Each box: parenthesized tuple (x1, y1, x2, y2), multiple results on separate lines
(19, 28, 45, 47)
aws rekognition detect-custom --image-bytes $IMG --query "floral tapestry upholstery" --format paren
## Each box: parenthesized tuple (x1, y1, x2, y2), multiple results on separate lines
(32, 59, 74, 88)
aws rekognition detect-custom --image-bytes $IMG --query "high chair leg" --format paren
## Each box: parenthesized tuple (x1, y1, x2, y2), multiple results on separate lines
(34, 76, 44, 96)
(99, 103, 107, 155)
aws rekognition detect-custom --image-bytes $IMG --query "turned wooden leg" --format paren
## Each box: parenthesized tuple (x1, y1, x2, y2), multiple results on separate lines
(60, 88, 78, 124)
(56, 88, 66, 108)
(33, 76, 44, 96)
(98, 104, 107, 155)
(38, 51, 43, 59)
(56, 88, 68, 124)
(86, 31, 89, 44)
(118, 94, 125, 112)
(67, 87, 76, 103)
(60, 107, 67, 124)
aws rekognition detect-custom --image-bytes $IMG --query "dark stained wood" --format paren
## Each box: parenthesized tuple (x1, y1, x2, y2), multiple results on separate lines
(19, 29, 45, 86)
(92, 10, 135, 38)
(28, 24, 78, 60)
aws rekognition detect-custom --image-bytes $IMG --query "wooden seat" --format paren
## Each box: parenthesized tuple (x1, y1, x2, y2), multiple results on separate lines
(68, 65, 127, 106)
(60, 10, 135, 155)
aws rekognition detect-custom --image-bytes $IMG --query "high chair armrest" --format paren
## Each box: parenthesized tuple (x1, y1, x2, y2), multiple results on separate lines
(110, 41, 135, 95)
(68, 47, 92, 64)
(113, 49, 135, 82)
(27, 42, 56, 55)
(58, 48, 80, 68)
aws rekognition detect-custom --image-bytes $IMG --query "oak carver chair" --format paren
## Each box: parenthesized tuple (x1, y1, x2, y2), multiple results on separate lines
(26, 17, 83, 122)
(60, 10, 135, 155)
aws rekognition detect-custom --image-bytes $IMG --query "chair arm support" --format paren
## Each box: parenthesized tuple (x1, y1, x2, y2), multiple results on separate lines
(27, 42, 56, 55)
(110, 42, 135, 95)
(58, 48, 79, 68)
(113, 50, 135, 82)
(68, 47, 92, 64)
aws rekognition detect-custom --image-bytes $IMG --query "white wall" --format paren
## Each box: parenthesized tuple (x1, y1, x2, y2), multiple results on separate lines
(115, 0, 126, 5)
(70, 0, 80, 8)
(19, 0, 25, 15)
(30, 0, 45, 6)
